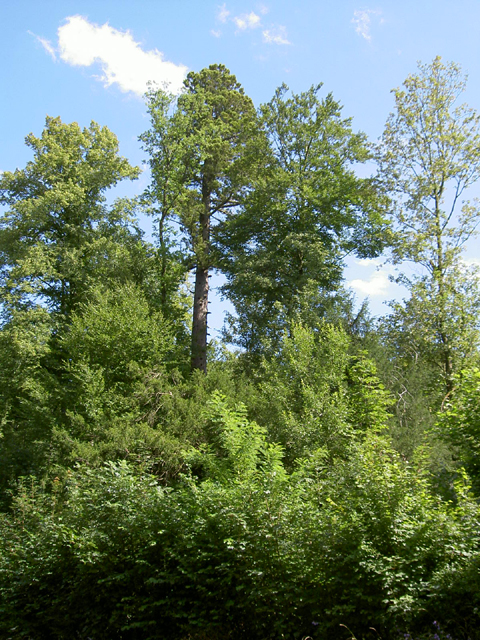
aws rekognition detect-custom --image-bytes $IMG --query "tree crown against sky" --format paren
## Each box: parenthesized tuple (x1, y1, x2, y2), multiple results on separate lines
(0, 116, 140, 317)
(378, 56, 480, 274)
(141, 64, 266, 372)
(378, 56, 480, 395)
(4, 4, 480, 320)
(217, 82, 389, 356)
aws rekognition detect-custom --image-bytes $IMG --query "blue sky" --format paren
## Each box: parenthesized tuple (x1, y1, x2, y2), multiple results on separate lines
(2, 1, 480, 334)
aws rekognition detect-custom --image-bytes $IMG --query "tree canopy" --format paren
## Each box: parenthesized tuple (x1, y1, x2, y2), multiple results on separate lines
(141, 64, 264, 372)
(0, 116, 140, 318)
(1, 60, 480, 640)
(378, 57, 480, 395)
(218, 83, 388, 355)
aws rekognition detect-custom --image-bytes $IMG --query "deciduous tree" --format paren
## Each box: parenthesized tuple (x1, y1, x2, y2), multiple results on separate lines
(218, 84, 388, 356)
(0, 116, 140, 318)
(378, 57, 480, 395)
(0, 117, 157, 493)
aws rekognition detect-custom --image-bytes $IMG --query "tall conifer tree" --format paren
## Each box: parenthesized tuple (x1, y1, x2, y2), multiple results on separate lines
(142, 64, 263, 372)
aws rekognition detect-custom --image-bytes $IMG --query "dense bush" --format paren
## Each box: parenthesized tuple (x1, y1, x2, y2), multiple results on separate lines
(1, 392, 479, 640)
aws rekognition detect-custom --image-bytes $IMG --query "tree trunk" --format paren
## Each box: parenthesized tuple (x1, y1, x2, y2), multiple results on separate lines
(191, 264, 209, 372)
(434, 197, 454, 394)
(191, 176, 211, 373)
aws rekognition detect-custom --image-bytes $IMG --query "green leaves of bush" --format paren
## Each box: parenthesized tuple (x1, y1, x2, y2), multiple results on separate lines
(1, 390, 479, 639)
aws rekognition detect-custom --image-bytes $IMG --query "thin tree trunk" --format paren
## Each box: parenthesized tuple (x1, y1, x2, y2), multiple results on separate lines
(434, 195, 454, 394)
(158, 210, 168, 309)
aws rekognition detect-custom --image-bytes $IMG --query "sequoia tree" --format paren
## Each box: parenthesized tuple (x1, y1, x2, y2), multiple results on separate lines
(141, 64, 263, 372)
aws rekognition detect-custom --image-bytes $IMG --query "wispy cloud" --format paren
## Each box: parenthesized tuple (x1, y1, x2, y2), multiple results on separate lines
(462, 257, 480, 269)
(352, 9, 383, 42)
(217, 3, 230, 23)
(28, 31, 57, 60)
(263, 25, 290, 45)
(213, 4, 291, 44)
(233, 11, 262, 30)
(34, 16, 188, 96)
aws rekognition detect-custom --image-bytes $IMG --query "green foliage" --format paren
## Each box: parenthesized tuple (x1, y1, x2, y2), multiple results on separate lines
(379, 57, 480, 270)
(142, 66, 262, 244)
(218, 83, 388, 355)
(435, 367, 480, 492)
(378, 57, 480, 395)
(383, 265, 480, 411)
(0, 307, 57, 499)
(346, 352, 392, 434)
(186, 390, 286, 483)
(0, 116, 140, 317)
(63, 283, 176, 387)
(141, 64, 264, 371)
(253, 323, 352, 463)
(49, 282, 187, 476)
(1, 395, 479, 639)
(133, 358, 255, 454)
(248, 323, 391, 466)
(0, 117, 192, 492)
(374, 326, 440, 460)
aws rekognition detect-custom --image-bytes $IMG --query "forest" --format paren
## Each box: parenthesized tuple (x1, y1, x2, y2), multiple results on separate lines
(0, 56, 480, 640)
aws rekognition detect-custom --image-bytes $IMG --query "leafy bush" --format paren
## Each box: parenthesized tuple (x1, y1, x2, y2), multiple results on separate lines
(249, 323, 391, 466)
(435, 368, 480, 492)
(1, 392, 479, 639)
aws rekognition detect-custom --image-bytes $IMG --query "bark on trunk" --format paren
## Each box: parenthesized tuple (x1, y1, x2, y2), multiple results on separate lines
(191, 264, 209, 372)
(191, 175, 211, 373)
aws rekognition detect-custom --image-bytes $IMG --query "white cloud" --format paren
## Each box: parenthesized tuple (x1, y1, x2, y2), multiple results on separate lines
(355, 257, 383, 267)
(349, 270, 391, 296)
(214, 6, 290, 45)
(233, 11, 262, 30)
(28, 31, 57, 61)
(211, 29, 222, 38)
(262, 25, 290, 45)
(351, 9, 382, 42)
(217, 3, 230, 23)
(462, 257, 480, 268)
(56, 15, 187, 95)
